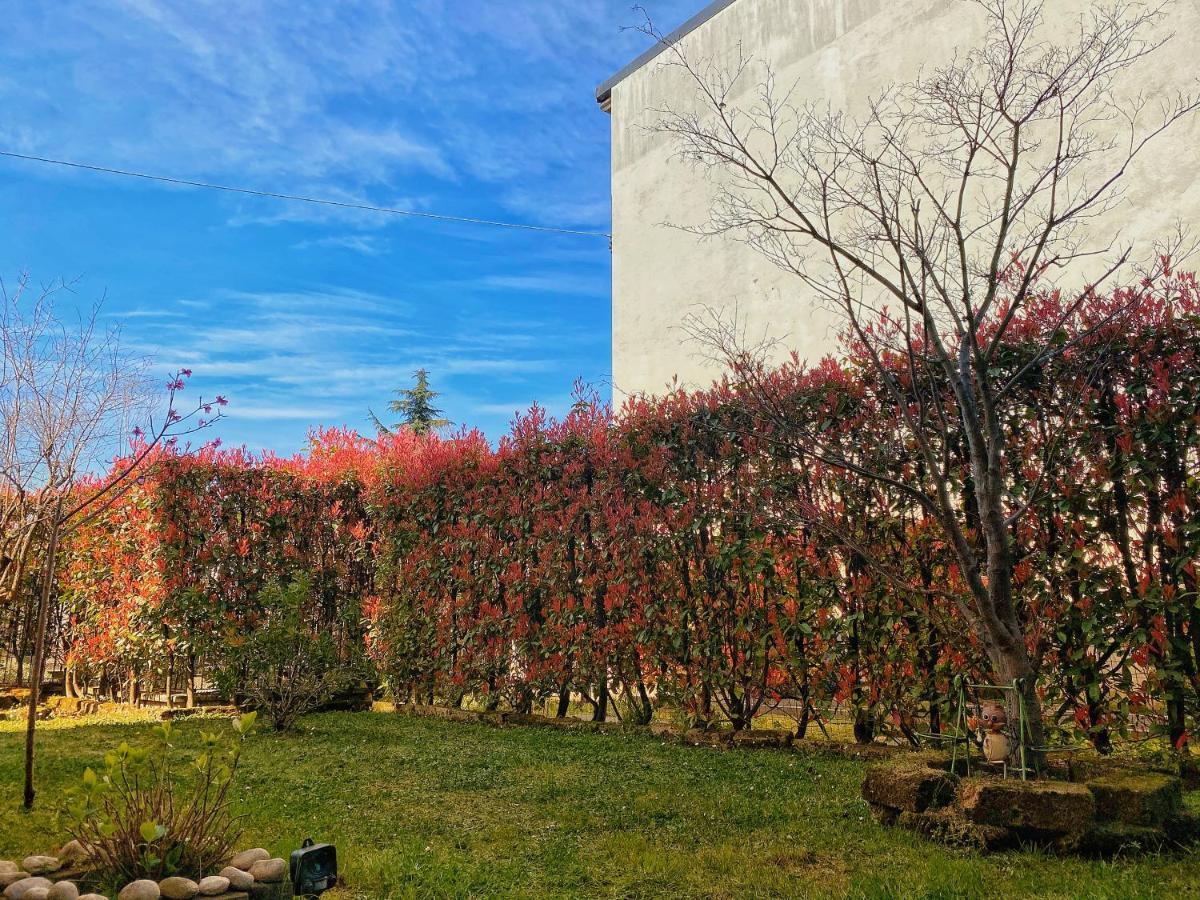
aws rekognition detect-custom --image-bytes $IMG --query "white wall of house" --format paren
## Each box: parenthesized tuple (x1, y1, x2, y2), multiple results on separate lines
(605, 0, 1200, 398)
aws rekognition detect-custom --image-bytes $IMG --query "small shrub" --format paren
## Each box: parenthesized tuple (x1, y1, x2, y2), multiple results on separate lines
(218, 575, 351, 731)
(62, 713, 255, 882)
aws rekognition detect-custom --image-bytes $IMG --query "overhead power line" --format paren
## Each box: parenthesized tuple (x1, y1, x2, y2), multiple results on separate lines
(0, 150, 613, 240)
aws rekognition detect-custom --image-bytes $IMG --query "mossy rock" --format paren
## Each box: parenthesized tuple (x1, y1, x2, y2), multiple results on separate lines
(1064, 754, 1175, 783)
(861, 760, 959, 813)
(901, 750, 969, 774)
(1086, 773, 1182, 827)
(958, 778, 1095, 832)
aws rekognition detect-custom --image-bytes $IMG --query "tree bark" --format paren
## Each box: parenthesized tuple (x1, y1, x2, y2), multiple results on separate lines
(23, 515, 61, 810)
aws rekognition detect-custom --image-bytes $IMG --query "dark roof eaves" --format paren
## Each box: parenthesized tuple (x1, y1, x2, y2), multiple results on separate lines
(595, 0, 740, 106)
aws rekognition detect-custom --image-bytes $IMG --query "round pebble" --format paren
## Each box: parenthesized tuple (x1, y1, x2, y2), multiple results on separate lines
(247, 859, 284, 884)
(195, 878, 227, 898)
(228, 849, 269, 872)
(0, 866, 15, 876)
(0, 874, 31, 891)
(5, 878, 53, 900)
(217, 868, 252, 891)
(47, 884, 80, 900)
(155, 879, 195, 900)
(116, 881, 159, 900)
(79, 895, 110, 900)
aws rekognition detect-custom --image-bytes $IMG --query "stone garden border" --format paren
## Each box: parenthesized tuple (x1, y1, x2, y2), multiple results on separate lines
(0, 846, 290, 900)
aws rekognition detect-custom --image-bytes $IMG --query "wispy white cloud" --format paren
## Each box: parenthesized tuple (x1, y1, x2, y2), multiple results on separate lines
(222, 402, 350, 422)
(291, 234, 389, 256)
(0, 0, 698, 228)
(474, 273, 610, 297)
(0, 0, 697, 450)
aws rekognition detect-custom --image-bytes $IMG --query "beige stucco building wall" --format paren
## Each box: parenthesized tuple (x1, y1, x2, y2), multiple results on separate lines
(604, 0, 1200, 398)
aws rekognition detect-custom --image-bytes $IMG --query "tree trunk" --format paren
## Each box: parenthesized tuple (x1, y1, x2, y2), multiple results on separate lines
(592, 677, 609, 723)
(853, 707, 876, 744)
(23, 516, 61, 810)
(988, 639, 1045, 768)
(555, 686, 570, 718)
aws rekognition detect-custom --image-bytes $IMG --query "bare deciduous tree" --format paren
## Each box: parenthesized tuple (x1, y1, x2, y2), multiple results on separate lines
(0, 273, 222, 808)
(643, 0, 1199, 751)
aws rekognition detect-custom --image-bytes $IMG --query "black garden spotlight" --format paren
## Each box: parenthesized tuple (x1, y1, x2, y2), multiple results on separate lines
(290, 838, 337, 897)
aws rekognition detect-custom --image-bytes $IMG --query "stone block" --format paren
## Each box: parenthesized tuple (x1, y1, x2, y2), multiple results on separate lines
(1086, 773, 1181, 826)
(957, 778, 1095, 833)
(861, 761, 958, 813)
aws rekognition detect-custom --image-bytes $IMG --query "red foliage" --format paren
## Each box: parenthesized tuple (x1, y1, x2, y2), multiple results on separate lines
(56, 277, 1200, 745)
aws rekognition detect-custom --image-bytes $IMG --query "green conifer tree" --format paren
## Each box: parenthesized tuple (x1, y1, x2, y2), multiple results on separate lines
(370, 368, 451, 436)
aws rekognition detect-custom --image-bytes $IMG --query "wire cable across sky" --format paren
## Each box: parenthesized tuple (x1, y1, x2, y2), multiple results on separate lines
(0, 150, 613, 241)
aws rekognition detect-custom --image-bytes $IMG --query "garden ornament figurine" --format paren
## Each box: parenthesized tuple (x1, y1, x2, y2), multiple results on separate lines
(969, 702, 1011, 764)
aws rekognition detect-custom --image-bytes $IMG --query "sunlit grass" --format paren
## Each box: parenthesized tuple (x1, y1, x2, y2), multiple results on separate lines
(1, 711, 1196, 898)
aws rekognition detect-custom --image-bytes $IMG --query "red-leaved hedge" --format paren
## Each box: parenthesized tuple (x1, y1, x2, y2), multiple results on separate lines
(52, 276, 1200, 749)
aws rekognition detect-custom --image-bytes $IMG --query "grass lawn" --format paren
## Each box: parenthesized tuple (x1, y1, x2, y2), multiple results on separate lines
(1, 711, 1198, 899)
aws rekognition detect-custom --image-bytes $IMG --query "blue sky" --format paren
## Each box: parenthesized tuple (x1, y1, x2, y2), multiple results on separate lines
(0, 0, 697, 452)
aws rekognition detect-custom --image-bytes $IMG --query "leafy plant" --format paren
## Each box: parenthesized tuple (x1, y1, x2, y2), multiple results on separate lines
(62, 713, 255, 882)
(218, 576, 351, 731)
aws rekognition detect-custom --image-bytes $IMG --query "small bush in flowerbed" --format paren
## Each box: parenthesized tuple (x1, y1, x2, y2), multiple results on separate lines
(60, 712, 256, 883)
